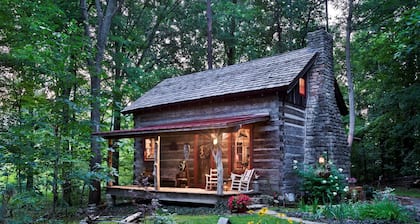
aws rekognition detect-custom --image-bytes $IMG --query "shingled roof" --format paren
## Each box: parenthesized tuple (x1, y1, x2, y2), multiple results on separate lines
(122, 47, 318, 113)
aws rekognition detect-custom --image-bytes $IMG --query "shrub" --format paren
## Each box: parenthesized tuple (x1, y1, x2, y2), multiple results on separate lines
(374, 187, 396, 200)
(153, 213, 176, 224)
(324, 203, 361, 221)
(227, 194, 251, 211)
(322, 200, 414, 223)
(293, 158, 347, 204)
(359, 199, 412, 222)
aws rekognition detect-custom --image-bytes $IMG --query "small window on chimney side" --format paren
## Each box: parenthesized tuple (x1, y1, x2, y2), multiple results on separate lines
(299, 78, 306, 96)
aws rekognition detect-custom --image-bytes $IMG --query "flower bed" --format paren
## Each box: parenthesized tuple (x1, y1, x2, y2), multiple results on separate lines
(228, 194, 251, 213)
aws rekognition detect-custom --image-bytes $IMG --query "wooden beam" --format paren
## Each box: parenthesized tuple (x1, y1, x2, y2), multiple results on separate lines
(249, 125, 254, 169)
(227, 133, 232, 174)
(193, 134, 199, 187)
(155, 136, 161, 190)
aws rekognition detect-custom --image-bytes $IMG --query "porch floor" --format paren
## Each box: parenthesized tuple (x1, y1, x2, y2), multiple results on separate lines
(107, 185, 248, 205)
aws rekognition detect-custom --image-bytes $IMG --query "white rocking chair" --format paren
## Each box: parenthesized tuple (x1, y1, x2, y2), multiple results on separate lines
(205, 168, 218, 190)
(230, 168, 255, 192)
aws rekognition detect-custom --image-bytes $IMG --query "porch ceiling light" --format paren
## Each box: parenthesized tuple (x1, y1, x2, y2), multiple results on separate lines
(213, 138, 218, 145)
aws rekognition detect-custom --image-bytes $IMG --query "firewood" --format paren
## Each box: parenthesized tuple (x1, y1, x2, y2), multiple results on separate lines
(120, 212, 142, 223)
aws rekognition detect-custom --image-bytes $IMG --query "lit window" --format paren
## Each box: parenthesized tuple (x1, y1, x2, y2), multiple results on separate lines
(299, 78, 305, 96)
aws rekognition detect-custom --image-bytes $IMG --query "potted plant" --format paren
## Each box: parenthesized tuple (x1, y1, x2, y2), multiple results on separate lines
(227, 194, 251, 213)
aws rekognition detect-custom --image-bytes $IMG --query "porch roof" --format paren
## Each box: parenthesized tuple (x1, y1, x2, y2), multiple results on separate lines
(93, 113, 269, 139)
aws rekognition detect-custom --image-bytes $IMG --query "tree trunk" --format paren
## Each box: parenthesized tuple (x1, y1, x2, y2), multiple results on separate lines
(273, 0, 283, 53)
(110, 39, 124, 186)
(226, 0, 237, 65)
(346, 0, 355, 147)
(25, 168, 34, 191)
(61, 68, 74, 206)
(52, 155, 59, 215)
(206, 0, 213, 69)
(325, 0, 329, 32)
(211, 144, 223, 195)
(81, 0, 118, 205)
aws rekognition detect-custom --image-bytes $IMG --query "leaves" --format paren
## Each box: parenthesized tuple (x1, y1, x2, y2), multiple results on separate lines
(349, 1, 419, 182)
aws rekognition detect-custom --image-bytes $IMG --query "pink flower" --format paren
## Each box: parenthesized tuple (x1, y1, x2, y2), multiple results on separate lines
(348, 177, 357, 184)
(228, 194, 251, 210)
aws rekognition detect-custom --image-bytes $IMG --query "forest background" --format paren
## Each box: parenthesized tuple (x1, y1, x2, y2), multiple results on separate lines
(0, 0, 418, 221)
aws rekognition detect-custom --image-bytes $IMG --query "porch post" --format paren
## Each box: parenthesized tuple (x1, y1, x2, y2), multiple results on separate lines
(154, 136, 161, 190)
(193, 134, 199, 187)
(212, 142, 224, 196)
(107, 139, 113, 186)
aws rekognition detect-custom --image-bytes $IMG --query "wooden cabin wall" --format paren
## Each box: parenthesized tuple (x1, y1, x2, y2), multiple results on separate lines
(134, 94, 284, 192)
(134, 94, 276, 127)
(281, 103, 306, 193)
(159, 134, 195, 186)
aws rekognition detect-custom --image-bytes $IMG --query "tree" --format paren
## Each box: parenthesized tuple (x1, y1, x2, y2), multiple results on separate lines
(206, 0, 213, 69)
(80, 0, 119, 205)
(345, 0, 355, 147)
(350, 1, 419, 182)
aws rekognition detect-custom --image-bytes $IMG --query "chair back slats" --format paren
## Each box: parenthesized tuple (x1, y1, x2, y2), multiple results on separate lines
(205, 168, 218, 190)
(241, 169, 254, 182)
(230, 168, 255, 192)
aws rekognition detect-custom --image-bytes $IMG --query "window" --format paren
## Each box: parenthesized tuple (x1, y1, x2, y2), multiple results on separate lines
(299, 78, 306, 96)
(234, 129, 250, 170)
(144, 138, 156, 161)
(286, 76, 307, 107)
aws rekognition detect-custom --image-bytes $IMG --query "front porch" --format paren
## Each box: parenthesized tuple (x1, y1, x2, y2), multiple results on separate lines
(106, 185, 247, 205)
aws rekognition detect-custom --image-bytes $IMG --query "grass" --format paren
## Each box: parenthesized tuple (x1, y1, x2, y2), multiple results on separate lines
(394, 187, 420, 198)
(174, 214, 297, 224)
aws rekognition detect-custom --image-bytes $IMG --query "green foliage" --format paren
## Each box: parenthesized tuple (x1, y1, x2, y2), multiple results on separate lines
(359, 199, 412, 222)
(294, 159, 348, 204)
(324, 203, 361, 221)
(0, 0, 417, 221)
(173, 215, 220, 224)
(151, 212, 176, 224)
(350, 3, 420, 183)
(322, 199, 414, 223)
(394, 187, 420, 198)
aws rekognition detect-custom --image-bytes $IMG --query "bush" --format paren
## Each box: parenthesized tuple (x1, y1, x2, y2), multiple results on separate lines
(324, 203, 361, 221)
(322, 199, 414, 223)
(359, 199, 412, 222)
(227, 194, 251, 211)
(293, 158, 347, 204)
(153, 213, 176, 224)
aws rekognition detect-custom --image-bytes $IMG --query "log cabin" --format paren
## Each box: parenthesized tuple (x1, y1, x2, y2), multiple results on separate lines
(96, 29, 350, 204)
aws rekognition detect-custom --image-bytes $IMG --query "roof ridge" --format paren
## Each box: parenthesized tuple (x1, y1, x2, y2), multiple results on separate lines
(162, 47, 314, 83)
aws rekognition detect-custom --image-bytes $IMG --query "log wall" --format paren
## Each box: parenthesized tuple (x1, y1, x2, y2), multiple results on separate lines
(281, 104, 306, 193)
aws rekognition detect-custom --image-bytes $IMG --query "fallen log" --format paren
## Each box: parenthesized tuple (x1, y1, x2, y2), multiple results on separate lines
(120, 212, 142, 223)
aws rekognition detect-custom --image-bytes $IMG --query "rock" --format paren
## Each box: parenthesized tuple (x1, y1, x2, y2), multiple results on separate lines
(217, 217, 230, 224)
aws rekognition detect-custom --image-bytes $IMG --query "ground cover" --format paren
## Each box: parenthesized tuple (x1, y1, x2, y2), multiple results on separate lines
(173, 214, 295, 224)
(394, 187, 420, 198)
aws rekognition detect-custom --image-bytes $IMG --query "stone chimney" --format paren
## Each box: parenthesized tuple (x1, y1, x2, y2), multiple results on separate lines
(304, 30, 350, 175)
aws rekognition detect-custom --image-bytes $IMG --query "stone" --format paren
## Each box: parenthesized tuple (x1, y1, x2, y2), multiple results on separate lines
(217, 217, 230, 224)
